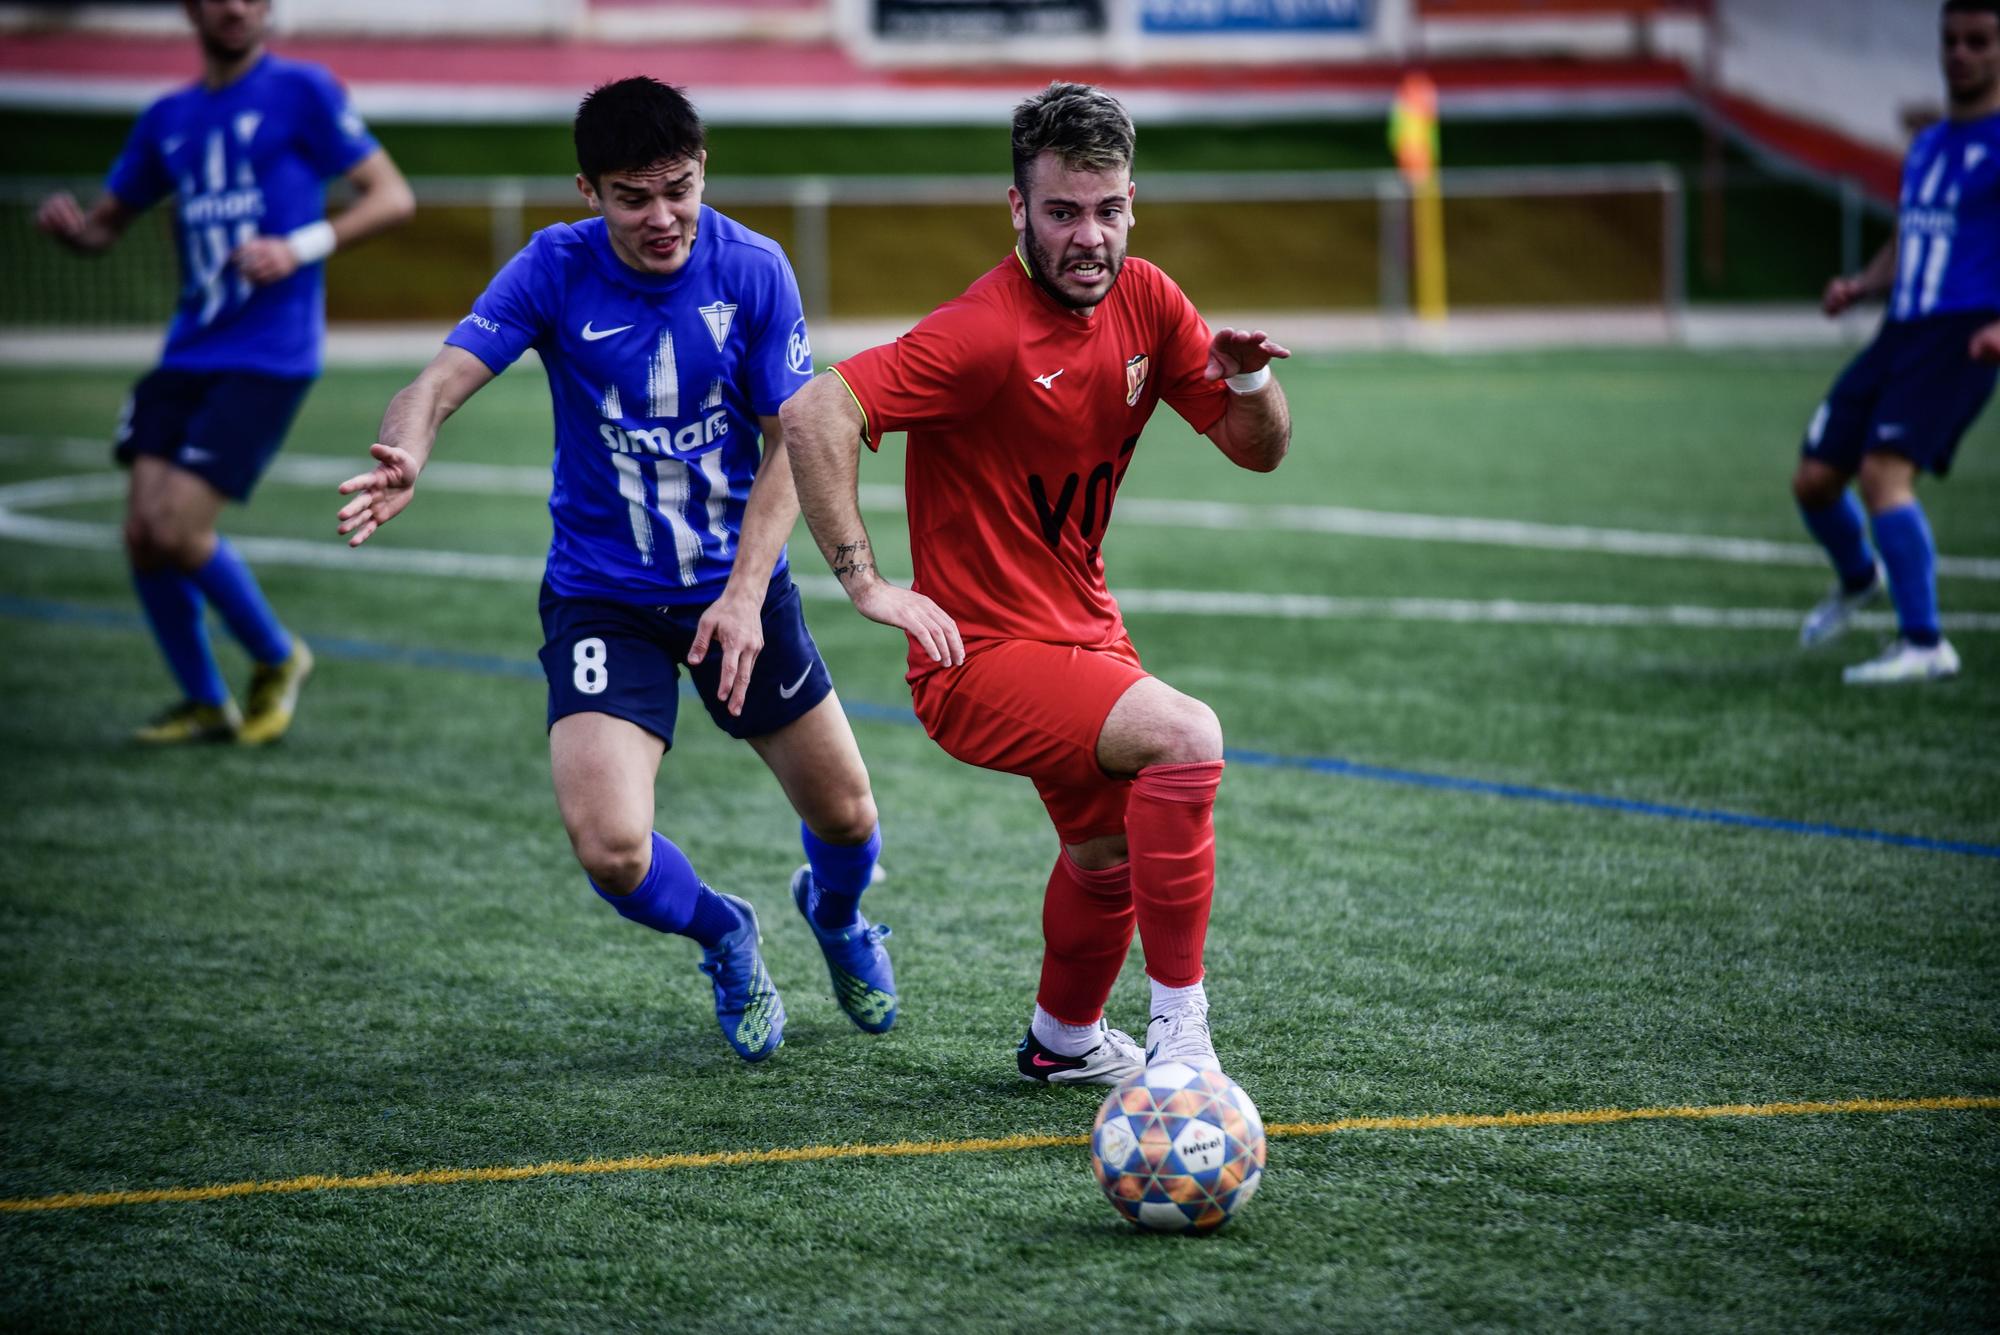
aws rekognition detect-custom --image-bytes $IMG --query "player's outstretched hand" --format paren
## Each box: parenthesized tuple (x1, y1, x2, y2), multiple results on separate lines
(1822, 275, 1867, 318)
(687, 589, 765, 717)
(35, 192, 86, 242)
(232, 235, 301, 287)
(1972, 321, 2000, 365)
(1204, 327, 1292, 382)
(852, 582, 964, 667)
(335, 443, 421, 547)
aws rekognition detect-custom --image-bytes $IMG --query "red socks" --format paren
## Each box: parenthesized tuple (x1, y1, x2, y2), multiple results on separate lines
(1125, 759, 1224, 989)
(1035, 759, 1225, 1019)
(1035, 851, 1134, 1026)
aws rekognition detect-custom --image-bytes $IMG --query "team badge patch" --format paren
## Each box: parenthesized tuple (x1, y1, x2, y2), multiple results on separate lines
(699, 301, 737, 351)
(1125, 352, 1150, 406)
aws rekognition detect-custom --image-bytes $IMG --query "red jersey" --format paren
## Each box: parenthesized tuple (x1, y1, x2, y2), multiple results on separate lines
(832, 250, 1229, 680)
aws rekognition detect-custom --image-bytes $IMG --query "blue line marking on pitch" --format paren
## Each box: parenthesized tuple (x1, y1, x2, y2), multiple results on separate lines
(7, 593, 1998, 862)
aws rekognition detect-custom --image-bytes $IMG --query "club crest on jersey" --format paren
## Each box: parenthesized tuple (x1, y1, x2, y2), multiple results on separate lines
(699, 301, 736, 351)
(1124, 352, 1150, 407)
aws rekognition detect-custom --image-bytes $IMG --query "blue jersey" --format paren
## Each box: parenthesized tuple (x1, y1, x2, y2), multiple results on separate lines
(105, 53, 379, 378)
(445, 210, 814, 605)
(1892, 112, 2000, 322)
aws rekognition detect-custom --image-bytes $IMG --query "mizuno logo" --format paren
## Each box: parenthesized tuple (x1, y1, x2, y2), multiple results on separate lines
(1876, 423, 1907, 440)
(581, 321, 634, 341)
(778, 662, 815, 699)
(178, 446, 215, 464)
(1033, 369, 1065, 389)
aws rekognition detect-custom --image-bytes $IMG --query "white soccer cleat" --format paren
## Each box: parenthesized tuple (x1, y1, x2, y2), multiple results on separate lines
(1799, 563, 1885, 648)
(1017, 1022, 1144, 1085)
(1145, 1007, 1221, 1071)
(1842, 637, 1961, 686)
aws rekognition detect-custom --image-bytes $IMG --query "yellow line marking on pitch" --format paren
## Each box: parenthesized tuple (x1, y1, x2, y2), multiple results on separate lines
(3, 1096, 1993, 1214)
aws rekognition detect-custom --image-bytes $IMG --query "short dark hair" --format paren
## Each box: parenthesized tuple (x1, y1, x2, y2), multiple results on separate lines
(574, 77, 705, 184)
(1945, 0, 2000, 18)
(1011, 81, 1135, 197)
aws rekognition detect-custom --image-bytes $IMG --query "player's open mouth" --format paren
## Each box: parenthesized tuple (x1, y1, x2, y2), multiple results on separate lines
(1068, 262, 1106, 280)
(645, 236, 680, 256)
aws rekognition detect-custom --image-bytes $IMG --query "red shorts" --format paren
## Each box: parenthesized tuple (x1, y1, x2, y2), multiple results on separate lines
(910, 637, 1149, 846)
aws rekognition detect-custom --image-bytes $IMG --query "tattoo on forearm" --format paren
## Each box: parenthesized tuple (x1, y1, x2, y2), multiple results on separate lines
(832, 540, 874, 583)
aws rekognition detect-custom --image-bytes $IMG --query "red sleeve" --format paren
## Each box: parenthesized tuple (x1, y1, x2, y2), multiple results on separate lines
(1146, 266, 1230, 435)
(831, 293, 1014, 452)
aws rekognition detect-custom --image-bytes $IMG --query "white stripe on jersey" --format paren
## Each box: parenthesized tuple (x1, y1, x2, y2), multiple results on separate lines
(1920, 231, 1954, 315)
(695, 447, 734, 554)
(652, 460, 704, 586)
(1895, 232, 1924, 321)
(611, 454, 655, 567)
(647, 330, 678, 419)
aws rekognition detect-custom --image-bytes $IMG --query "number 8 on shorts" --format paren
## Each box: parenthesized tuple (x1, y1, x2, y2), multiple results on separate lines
(573, 636, 609, 695)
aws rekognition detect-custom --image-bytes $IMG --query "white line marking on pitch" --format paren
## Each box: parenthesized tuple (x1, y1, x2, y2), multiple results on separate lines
(5, 440, 1999, 579)
(3, 462, 1998, 631)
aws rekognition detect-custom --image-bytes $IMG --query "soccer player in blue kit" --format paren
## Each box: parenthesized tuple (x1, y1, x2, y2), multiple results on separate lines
(336, 78, 892, 1062)
(37, 0, 414, 742)
(1792, 0, 2000, 684)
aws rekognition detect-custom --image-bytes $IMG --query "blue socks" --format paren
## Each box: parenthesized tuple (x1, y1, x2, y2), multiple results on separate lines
(593, 831, 743, 949)
(1799, 495, 1877, 592)
(802, 822, 882, 930)
(132, 569, 226, 706)
(131, 538, 290, 704)
(188, 538, 291, 666)
(1871, 503, 1942, 648)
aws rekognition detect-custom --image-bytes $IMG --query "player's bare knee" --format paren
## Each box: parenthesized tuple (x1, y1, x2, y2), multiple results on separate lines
(807, 790, 878, 847)
(1857, 458, 1916, 514)
(122, 514, 168, 571)
(1154, 698, 1222, 766)
(571, 826, 651, 894)
(1792, 460, 1845, 509)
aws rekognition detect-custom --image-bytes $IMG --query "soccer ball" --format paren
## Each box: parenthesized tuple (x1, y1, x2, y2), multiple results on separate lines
(1089, 1062, 1266, 1234)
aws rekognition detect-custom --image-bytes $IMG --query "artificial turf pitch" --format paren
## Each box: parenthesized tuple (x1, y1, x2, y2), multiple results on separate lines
(1, 350, 1996, 1330)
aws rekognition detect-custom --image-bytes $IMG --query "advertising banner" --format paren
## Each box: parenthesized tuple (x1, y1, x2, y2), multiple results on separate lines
(1140, 0, 1372, 35)
(873, 0, 1106, 39)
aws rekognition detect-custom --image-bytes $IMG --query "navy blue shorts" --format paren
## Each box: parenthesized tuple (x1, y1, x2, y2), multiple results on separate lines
(1801, 310, 1998, 478)
(537, 572, 835, 746)
(115, 367, 314, 501)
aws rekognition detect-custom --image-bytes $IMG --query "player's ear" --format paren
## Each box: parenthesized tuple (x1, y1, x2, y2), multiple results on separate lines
(1008, 185, 1027, 235)
(1127, 180, 1136, 228)
(575, 173, 599, 212)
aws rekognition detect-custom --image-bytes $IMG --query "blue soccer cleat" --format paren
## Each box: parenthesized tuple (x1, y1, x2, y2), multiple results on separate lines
(697, 893, 786, 1062)
(791, 865, 897, 1033)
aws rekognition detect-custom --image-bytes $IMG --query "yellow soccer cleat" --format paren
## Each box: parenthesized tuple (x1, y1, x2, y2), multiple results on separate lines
(238, 637, 315, 746)
(133, 698, 243, 745)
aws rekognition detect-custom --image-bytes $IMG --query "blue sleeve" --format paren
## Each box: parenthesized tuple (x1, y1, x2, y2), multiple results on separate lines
(743, 248, 814, 417)
(443, 232, 556, 374)
(292, 63, 379, 179)
(104, 104, 170, 212)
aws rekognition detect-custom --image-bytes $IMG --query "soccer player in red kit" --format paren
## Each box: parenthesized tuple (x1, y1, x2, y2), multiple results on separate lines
(782, 82, 1291, 1081)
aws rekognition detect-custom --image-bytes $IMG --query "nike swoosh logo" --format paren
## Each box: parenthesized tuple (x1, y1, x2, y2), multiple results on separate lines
(1033, 369, 1064, 389)
(777, 662, 815, 699)
(1030, 1053, 1074, 1068)
(581, 322, 634, 342)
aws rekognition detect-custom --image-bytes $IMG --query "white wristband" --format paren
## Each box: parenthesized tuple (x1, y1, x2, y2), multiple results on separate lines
(284, 220, 337, 266)
(1225, 365, 1271, 394)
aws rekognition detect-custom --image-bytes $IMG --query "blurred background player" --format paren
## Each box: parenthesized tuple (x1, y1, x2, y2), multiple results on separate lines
(1791, 0, 2000, 684)
(335, 77, 890, 1063)
(783, 82, 1290, 1082)
(35, 0, 414, 742)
